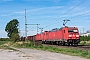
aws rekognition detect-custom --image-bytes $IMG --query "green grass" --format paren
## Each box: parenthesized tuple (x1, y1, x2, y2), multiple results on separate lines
(80, 41, 90, 45)
(0, 41, 20, 51)
(0, 41, 9, 45)
(37, 45, 90, 59)
(0, 41, 12, 49)
(12, 41, 90, 59)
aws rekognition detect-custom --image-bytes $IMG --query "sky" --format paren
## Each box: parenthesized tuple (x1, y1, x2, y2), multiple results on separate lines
(0, 0, 90, 38)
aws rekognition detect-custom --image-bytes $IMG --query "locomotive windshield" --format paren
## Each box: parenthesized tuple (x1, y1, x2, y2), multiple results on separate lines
(73, 30, 78, 32)
(68, 30, 78, 32)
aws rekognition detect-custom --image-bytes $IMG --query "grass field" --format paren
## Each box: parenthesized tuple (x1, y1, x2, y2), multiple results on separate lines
(0, 41, 9, 45)
(0, 41, 11, 49)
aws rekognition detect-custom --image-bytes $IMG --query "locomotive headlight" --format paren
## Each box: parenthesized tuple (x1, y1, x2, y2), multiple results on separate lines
(76, 35, 79, 37)
(69, 35, 72, 37)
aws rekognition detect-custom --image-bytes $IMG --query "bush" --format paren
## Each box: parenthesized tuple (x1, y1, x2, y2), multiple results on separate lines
(11, 33, 20, 42)
(80, 36, 90, 41)
(0, 38, 11, 41)
(13, 41, 34, 48)
(80, 41, 86, 45)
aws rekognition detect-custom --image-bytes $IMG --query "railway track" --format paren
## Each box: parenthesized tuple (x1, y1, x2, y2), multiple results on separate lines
(77, 45, 90, 51)
(42, 44, 90, 52)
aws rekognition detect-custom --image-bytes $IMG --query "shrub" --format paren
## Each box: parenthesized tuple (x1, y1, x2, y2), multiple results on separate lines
(11, 33, 20, 42)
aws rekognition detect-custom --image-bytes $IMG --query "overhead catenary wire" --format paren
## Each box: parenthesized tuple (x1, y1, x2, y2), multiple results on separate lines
(70, 11, 90, 19)
(42, 0, 87, 29)
(67, 11, 90, 25)
(52, 1, 89, 28)
(57, 7, 90, 26)
(61, 0, 87, 15)
(55, 12, 90, 27)
(26, 0, 88, 34)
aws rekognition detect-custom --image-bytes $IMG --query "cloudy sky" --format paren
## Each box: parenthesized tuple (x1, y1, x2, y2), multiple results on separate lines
(0, 0, 90, 38)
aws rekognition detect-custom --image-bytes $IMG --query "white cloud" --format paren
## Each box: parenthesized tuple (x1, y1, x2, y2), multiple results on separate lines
(13, 6, 64, 14)
(22, 0, 61, 2)
(3, 6, 88, 20)
(0, 30, 7, 38)
(1, 14, 12, 17)
(69, 11, 90, 19)
(13, 10, 27, 14)
(74, 11, 89, 16)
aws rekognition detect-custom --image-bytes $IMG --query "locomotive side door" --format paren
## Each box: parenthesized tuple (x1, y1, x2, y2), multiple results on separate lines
(62, 28, 68, 44)
(62, 30, 65, 41)
(43, 32, 46, 41)
(43, 31, 48, 41)
(61, 30, 65, 45)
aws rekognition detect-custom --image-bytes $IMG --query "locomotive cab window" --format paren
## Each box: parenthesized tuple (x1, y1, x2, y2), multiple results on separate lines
(68, 30, 78, 32)
(68, 30, 73, 32)
(73, 30, 78, 32)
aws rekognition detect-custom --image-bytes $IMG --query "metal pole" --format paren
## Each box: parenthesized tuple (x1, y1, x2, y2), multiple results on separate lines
(39, 28, 43, 33)
(83, 27, 85, 42)
(25, 9, 27, 40)
(37, 24, 38, 34)
(37, 24, 40, 34)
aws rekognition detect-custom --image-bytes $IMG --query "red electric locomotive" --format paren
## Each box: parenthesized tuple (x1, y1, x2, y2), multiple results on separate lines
(41, 26, 80, 45)
(27, 20, 80, 46)
(27, 26, 80, 45)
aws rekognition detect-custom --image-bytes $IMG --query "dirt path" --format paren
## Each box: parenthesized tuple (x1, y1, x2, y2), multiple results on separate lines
(0, 49, 35, 60)
(17, 48, 89, 60)
(0, 48, 89, 60)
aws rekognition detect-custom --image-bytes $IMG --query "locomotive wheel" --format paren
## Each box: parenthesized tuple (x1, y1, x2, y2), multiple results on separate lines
(61, 42, 65, 46)
(58, 41, 60, 46)
(42, 41, 44, 44)
(74, 43, 78, 46)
